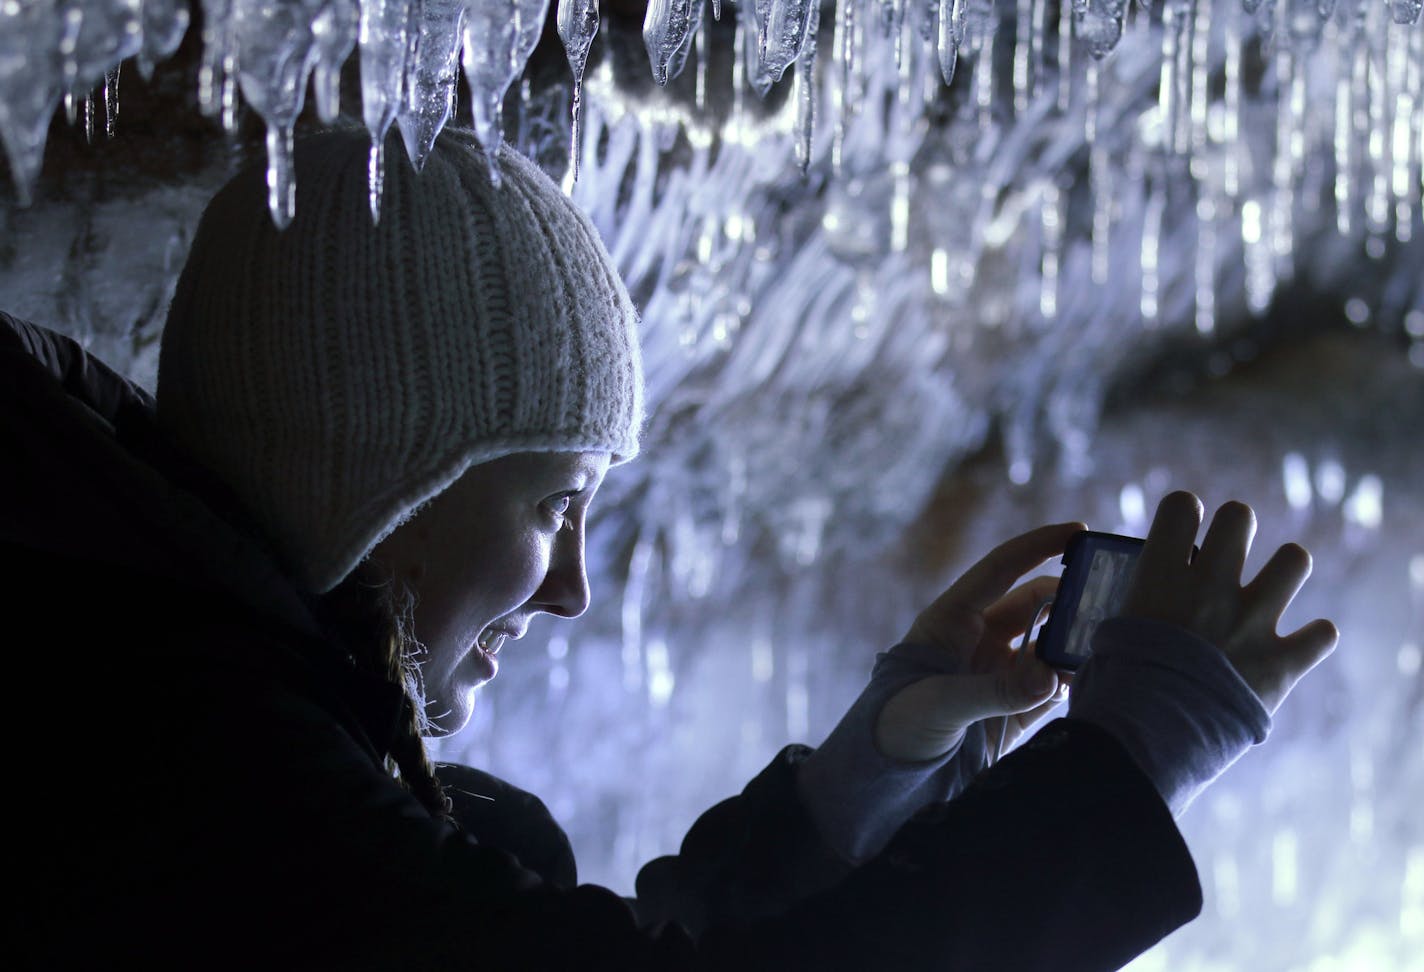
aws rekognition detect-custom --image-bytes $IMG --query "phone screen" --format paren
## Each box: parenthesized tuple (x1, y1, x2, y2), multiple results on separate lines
(1035, 531, 1146, 671)
(1061, 546, 1139, 661)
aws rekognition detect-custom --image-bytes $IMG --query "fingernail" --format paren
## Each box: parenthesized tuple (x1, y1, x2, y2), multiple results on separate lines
(1024, 664, 1057, 698)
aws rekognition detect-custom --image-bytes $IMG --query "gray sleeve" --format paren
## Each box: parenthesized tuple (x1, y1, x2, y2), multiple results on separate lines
(1067, 616, 1271, 817)
(795, 643, 993, 865)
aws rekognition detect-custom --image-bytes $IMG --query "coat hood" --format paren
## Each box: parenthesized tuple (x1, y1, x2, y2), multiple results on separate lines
(0, 311, 326, 645)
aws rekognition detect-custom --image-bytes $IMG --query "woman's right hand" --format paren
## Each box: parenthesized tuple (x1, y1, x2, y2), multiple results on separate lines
(1121, 491, 1339, 715)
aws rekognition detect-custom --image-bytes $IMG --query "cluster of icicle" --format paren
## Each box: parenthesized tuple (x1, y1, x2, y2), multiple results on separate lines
(3, 1, 1422, 228)
(0, 0, 813, 227)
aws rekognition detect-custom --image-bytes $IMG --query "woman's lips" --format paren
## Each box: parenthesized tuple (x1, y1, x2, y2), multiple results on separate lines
(466, 627, 518, 683)
(467, 643, 498, 682)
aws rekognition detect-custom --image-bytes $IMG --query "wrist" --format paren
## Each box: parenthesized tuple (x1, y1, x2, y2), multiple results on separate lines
(1068, 617, 1270, 816)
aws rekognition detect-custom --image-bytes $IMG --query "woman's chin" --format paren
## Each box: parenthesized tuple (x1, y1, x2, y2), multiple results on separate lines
(422, 685, 479, 738)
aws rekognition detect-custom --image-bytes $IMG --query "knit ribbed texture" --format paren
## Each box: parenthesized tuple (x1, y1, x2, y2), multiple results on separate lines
(157, 127, 643, 593)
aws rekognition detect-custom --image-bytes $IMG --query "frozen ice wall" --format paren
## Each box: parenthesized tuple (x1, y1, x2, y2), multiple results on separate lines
(2, 2, 1422, 970)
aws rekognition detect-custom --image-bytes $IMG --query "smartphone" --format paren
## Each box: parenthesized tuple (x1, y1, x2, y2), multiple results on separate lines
(1034, 531, 1145, 672)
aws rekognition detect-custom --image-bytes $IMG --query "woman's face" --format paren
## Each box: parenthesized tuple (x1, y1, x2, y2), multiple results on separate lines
(368, 450, 611, 735)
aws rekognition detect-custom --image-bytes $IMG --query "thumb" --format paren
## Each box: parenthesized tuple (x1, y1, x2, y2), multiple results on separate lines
(876, 665, 1061, 762)
(960, 661, 1062, 723)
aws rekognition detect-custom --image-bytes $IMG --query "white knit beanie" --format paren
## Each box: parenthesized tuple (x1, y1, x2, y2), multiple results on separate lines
(157, 126, 643, 594)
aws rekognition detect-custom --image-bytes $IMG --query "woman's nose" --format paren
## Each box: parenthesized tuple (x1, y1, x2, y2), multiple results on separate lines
(532, 526, 591, 619)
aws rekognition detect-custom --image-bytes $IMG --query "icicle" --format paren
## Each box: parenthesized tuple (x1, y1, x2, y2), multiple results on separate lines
(663, 7, 702, 85)
(138, 0, 191, 80)
(891, 160, 911, 251)
(266, 124, 297, 230)
(919, 0, 937, 47)
(714, 0, 723, 21)
(745, 0, 775, 97)
(1195, 192, 1218, 334)
(731, 8, 748, 139)
(1013, 0, 1032, 115)
(1391, 0, 1421, 24)
(1405, 16, 1423, 237)
(695, 0, 710, 111)
(793, 0, 821, 174)
(831, 0, 855, 171)
(1188, 0, 1211, 175)
(1389, 17, 1415, 241)
(1223, 4, 1243, 199)
(1031, 0, 1047, 104)
(1089, 137, 1112, 285)
(1365, 0, 1390, 236)
(1171, 0, 1192, 154)
(232, 0, 326, 228)
(1079, 0, 1128, 59)
(557, 0, 600, 183)
(359, 0, 417, 222)
(759, 0, 817, 89)
(197, 0, 241, 131)
(462, 0, 550, 181)
(872, 0, 905, 69)
(1269, 49, 1298, 276)
(1284, 0, 1326, 51)
(621, 532, 655, 695)
(0, 3, 63, 206)
(936, 0, 967, 86)
(366, 136, 389, 224)
(312, 0, 359, 124)
(1140, 178, 1163, 324)
(1334, 39, 1355, 235)
(64, 0, 142, 95)
(1057, 0, 1072, 112)
(644, 0, 699, 85)
(1039, 181, 1062, 320)
(64, 91, 78, 126)
(974, 11, 995, 131)
(1242, 196, 1276, 314)
(1158, 0, 1181, 154)
(1084, 57, 1099, 150)
(880, 0, 903, 38)
(103, 65, 120, 138)
(398, 0, 467, 172)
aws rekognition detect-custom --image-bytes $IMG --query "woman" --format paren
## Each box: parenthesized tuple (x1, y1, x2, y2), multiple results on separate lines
(2, 127, 1335, 970)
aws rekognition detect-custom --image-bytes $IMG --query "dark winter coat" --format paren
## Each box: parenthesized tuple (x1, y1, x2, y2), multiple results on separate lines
(2, 312, 1201, 970)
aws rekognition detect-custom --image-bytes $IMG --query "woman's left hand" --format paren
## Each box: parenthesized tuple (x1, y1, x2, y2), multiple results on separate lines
(875, 522, 1085, 763)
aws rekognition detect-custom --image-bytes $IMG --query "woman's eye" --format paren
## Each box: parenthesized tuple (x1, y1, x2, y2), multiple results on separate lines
(544, 493, 575, 527)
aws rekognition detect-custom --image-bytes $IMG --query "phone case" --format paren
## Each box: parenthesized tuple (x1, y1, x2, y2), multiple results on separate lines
(1034, 531, 1145, 671)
